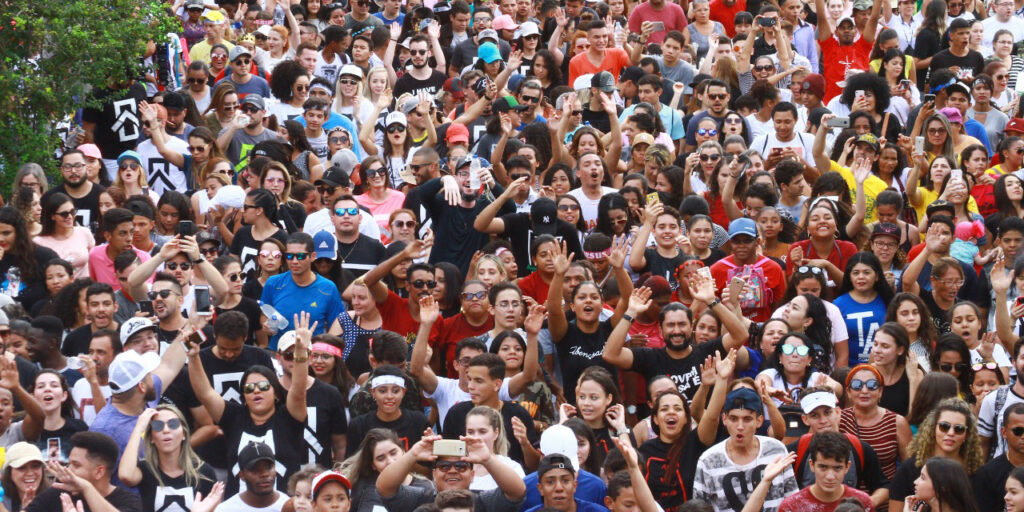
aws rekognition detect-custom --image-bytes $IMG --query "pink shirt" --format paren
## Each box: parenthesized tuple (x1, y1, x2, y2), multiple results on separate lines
(34, 227, 95, 279)
(88, 245, 152, 290)
(627, 2, 688, 44)
(354, 190, 406, 244)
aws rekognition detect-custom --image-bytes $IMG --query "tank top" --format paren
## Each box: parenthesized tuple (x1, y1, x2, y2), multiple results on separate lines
(840, 407, 900, 480)
(880, 370, 911, 417)
(338, 312, 380, 360)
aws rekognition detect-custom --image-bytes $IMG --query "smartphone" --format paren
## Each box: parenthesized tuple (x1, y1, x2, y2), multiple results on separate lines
(825, 116, 850, 128)
(138, 300, 155, 316)
(1015, 296, 1024, 309)
(757, 16, 776, 27)
(923, 93, 935, 104)
(646, 192, 660, 206)
(854, 90, 865, 102)
(951, 169, 963, 182)
(914, 136, 925, 153)
(771, 147, 784, 154)
(899, 79, 912, 90)
(697, 266, 712, 281)
(433, 439, 466, 457)
(177, 220, 196, 237)
(650, 21, 665, 32)
(194, 285, 213, 316)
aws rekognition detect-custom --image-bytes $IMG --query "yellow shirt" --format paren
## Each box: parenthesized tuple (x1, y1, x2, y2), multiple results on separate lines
(912, 187, 980, 223)
(189, 40, 235, 65)
(831, 161, 890, 224)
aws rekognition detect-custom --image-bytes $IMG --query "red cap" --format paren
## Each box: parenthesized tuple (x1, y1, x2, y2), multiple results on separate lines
(446, 123, 470, 145)
(1007, 118, 1024, 134)
(312, 471, 351, 499)
(444, 77, 464, 100)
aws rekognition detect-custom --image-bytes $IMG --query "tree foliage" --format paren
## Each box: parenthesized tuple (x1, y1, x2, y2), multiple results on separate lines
(0, 0, 177, 192)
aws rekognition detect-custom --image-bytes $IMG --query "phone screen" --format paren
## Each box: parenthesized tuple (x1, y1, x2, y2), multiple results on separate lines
(195, 286, 212, 316)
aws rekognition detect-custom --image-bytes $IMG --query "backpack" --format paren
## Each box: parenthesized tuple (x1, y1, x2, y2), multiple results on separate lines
(794, 432, 865, 483)
(719, 258, 773, 311)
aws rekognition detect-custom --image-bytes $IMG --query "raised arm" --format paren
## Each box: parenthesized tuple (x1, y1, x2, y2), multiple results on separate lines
(119, 408, 158, 487)
(473, 177, 528, 234)
(697, 349, 737, 446)
(410, 295, 441, 394)
(814, 113, 835, 174)
(0, 356, 43, 442)
(547, 8, 568, 65)
(151, 321, 189, 387)
(815, 0, 832, 41)
(846, 158, 870, 238)
(992, 252, 1018, 350)
(359, 89, 392, 156)
(737, 22, 758, 73)
(863, 0, 884, 43)
(545, 241, 574, 342)
(417, 94, 438, 148)
(426, 21, 447, 72)
(139, 102, 186, 168)
(612, 437, 661, 512)
(464, 435, 527, 500)
(906, 151, 926, 207)
(628, 202, 661, 271)
(600, 92, 623, 174)
(127, 236, 183, 300)
(607, 235, 634, 324)
(741, 453, 798, 512)
(286, 312, 313, 422)
(385, 24, 400, 86)
(508, 303, 546, 396)
(179, 235, 229, 300)
(349, 237, 432, 303)
(187, 342, 226, 423)
(902, 223, 947, 295)
(378, 434, 439, 498)
(721, 160, 744, 221)
(602, 288, 648, 369)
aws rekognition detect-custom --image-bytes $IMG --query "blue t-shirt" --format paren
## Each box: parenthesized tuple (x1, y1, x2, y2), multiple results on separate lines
(832, 293, 888, 365)
(214, 75, 271, 99)
(90, 375, 164, 492)
(260, 273, 346, 349)
(521, 469, 606, 511)
(373, 11, 405, 26)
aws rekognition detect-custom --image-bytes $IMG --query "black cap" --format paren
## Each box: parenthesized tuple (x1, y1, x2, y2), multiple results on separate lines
(619, 66, 644, 84)
(926, 200, 956, 218)
(316, 167, 351, 188)
(537, 454, 576, 477)
(871, 222, 900, 241)
(162, 91, 187, 112)
(238, 441, 275, 470)
(530, 198, 558, 236)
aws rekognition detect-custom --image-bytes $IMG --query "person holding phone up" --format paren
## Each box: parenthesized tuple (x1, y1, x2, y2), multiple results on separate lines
(124, 233, 229, 325)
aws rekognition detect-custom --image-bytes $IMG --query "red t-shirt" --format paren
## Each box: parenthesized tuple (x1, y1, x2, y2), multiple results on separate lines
(709, 254, 786, 322)
(778, 486, 874, 512)
(518, 271, 550, 304)
(429, 313, 494, 376)
(568, 48, 631, 88)
(971, 183, 997, 218)
(820, 34, 872, 103)
(786, 239, 859, 277)
(708, 0, 747, 37)
(378, 290, 420, 343)
(627, 2, 688, 44)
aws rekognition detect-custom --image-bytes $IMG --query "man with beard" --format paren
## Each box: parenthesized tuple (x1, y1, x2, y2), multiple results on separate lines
(394, 35, 448, 98)
(25, 432, 143, 512)
(43, 150, 106, 229)
(215, 46, 271, 98)
(684, 80, 735, 152)
(709, 219, 785, 322)
(160, 91, 193, 140)
(602, 279, 751, 402)
(567, 21, 631, 86)
(216, 442, 289, 511)
(217, 94, 281, 172)
(89, 326, 187, 488)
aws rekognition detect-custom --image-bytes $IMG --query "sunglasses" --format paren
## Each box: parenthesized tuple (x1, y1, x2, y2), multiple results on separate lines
(366, 167, 387, 177)
(187, 145, 208, 153)
(412, 279, 438, 289)
(558, 204, 580, 211)
(285, 252, 311, 261)
(120, 162, 141, 171)
(972, 362, 999, 372)
(707, 93, 728, 100)
(387, 125, 406, 133)
(151, 418, 182, 432)
(462, 290, 487, 301)
(754, 65, 775, 72)
(940, 362, 969, 372)
(240, 105, 261, 114)
(339, 78, 359, 86)
(411, 49, 428, 55)
(699, 153, 721, 162)
(225, 272, 242, 282)
(1013, 426, 1024, 437)
(697, 128, 718, 137)
(796, 266, 824, 275)
(335, 207, 360, 216)
(571, 110, 583, 116)
(780, 343, 809, 356)
(186, 77, 206, 85)
(148, 289, 178, 300)
(393, 220, 416, 229)
(165, 262, 192, 271)
(848, 378, 880, 391)
(260, 250, 282, 259)
(255, 34, 268, 40)
(56, 209, 77, 219)
(435, 461, 472, 472)
(725, 117, 743, 124)
(937, 421, 968, 435)
(329, 136, 349, 144)
(520, 95, 540, 104)
(233, 58, 252, 66)
(201, 247, 220, 256)
(244, 381, 272, 394)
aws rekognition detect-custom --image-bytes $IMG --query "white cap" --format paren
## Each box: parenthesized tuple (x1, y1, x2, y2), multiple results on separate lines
(108, 350, 161, 393)
(800, 390, 839, 414)
(385, 111, 407, 127)
(572, 73, 594, 91)
(277, 331, 297, 353)
(120, 317, 156, 344)
(519, 21, 540, 38)
(340, 64, 364, 79)
(539, 424, 579, 471)
(211, 185, 246, 209)
(255, 25, 273, 37)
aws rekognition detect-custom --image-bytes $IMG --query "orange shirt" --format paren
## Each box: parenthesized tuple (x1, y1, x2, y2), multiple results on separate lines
(568, 48, 631, 88)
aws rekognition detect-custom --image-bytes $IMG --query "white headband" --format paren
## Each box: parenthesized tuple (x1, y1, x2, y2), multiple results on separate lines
(371, 375, 406, 389)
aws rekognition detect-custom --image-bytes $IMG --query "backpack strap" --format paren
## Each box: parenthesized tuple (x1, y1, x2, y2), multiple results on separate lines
(845, 433, 864, 468)
(795, 433, 813, 480)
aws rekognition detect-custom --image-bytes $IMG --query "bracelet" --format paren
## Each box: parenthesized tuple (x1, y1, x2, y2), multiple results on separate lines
(621, 313, 634, 323)
(706, 298, 721, 309)
(616, 429, 630, 437)
(294, 351, 310, 364)
(192, 255, 205, 264)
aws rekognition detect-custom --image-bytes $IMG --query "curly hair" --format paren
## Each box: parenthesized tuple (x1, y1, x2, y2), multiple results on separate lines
(840, 72, 891, 115)
(269, 60, 310, 103)
(908, 397, 983, 474)
(570, 126, 607, 159)
(0, 207, 42, 282)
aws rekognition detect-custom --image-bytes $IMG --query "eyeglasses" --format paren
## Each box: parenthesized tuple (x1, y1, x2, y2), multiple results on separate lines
(285, 252, 311, 260)
(186, 78, 206, 85)
(393, 220, 416, 229)
(61, 163, 87, 170)
(780, 344, 810, 356)
(411, 49, 428, 55)
(521, 95, 540, 104)
(56, 209, 77, 219)
(699, 153, 721, 162)
(244, 381, 272, 394)
(872, 240, 898, 249)
(753, 65, 774, 72)
(241, 105, 261, 114)
(558, 204, 580, 211)
(937, 421, 968, 435)
(996, 74, 1009, 80)
(387, 125, 406, 133)
(972, 362, 999, 372)
(475, 16, 493, 22)
(933, 278, 964, 288)
(335, 207, 360, 216)
(148, 289, 178, 300)
(707, 93, 728, 100)
(462, 290, 487, 301)
(927, 127, 947, 135)
(260, 250, 282, 259)
(412, 279, 438, 289)
(165, 262, 192, 271)
(339, 78, 359, 86)
(939, 362, 968, 372)
(457, 357, 473, 366)
(435, 461, 472, 472)
(848, 378, 880, 391)
(151, 418, 182, 431)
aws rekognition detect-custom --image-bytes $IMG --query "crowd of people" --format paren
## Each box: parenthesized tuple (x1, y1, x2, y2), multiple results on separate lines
(11, 0, 1024, 509)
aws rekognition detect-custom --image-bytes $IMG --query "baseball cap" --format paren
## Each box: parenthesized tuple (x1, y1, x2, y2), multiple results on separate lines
(477, 29, 499, 43)
(317, 167, 351, 188)
(799, 390, 838, 414)
(478, 42, 502, 64)
(313, 230, 337, 260)
(119, 317, 157, 345)
(632, 133, 655, 147)
(117, 150, 142, 167)
(162, 91, 187, 112)
(619, 66, 644, 84)
(946, 81, 971, 98)
(446, 123, 470, 144)
(185, 0, 204, 8)
(927, 199, 955, 218)
(727, 217, 757, 240)
(240, 94, 265, 110)
(108, 350, 161, 393)
(801, 74, 825, 99)
(854, 133, 880, 152)
(493, 95, 528, 113)
(723, 387, 763, 413)
(453, 155, 475, 171)
(202, 10, 225, 23)
(312, 471, 352, 499)
(340, 64, 364, 79)
(238, 441, 276, 470)
(277, 331, 298, 353)
(530, 198, 558, 236)
(255, 25, 273, 38)
(519, 21, 540, 38)
(444, 77, 465, 100)
(400, 96, 420, 115)
(1007, 118, 1024, 134)
(3, 443, 43, 469)
(330, 149, 359, 177)
(939, 106, 964, 124)
(537, 453, 577, 477)
(852, 0, 872, 9)
(78, 143, 102, 160)
(385, 111, 408, 127)
(591, 71, 615, 93)
(539, 425, 580, 471)
(837, 16, 855, 26)
(949, 17, 973, 31)
(228, 45, 252, 62)
(493, 14, 519, 31)
(871, 222, 901, 241)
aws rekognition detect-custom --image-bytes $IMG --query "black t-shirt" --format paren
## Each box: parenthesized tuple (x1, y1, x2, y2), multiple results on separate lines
(639, 248, 688, 291)
(638, 434, 707, 510)
(27, 486, 142, 512)
(556, 319, 618, 403)
(973, 453, 1015, 512)
(700, 248, 727, 268)
(913, 28, 944, 87)
(215, 296, 263, 345)
(581, 108, 612, 134)
(929, 49, 985, 80)
(137, 461, 217, 512)
(338, 234, 387, 278)
(229, 226, 289, 275)
(63, 324, 96, 357)
(921, 289, 952, 334)
(277, 202, 306, 234)
(500, 213, 584, 277)
(304, 380, 349, 468)
(888, 456, 921, 503)
(419, 178, 514, 273)
(346, 409, 430, 455)
(81, 83, 148, 160)
(42, 183, 106, 230)
(219, 400, 307, 496)
(630, 338, 726, 402)
(442, 400, 539, 465)
(36, 418, 88, 463)
(1, 245, 60, 311)
(393, 70, 448, 98)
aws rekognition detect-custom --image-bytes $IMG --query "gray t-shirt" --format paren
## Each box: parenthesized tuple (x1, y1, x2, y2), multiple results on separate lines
(344, 13, 384, 32)
(652, 55, 697, 90)
(0, 421, 26, 448)
(219, 127, 281, 168)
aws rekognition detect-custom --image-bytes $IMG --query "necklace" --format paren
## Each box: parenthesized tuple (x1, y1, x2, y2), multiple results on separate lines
(338, 236, 360, 264)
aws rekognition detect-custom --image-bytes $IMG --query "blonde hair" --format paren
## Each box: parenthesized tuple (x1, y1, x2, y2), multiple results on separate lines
(472, 254, 509, 283)
(143, 404, 212, 488)
(467, 406, 509, 456)
(114, 160, 150, 190)
(363, 68, 389, 102)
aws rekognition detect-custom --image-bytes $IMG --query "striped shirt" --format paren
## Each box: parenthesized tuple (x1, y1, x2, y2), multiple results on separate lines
(694, 435, 798, 512)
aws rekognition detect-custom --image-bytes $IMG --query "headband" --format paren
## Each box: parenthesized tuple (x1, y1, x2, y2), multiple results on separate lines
(494, 247, 510, 257)
(845, 364, 884, 388)
(930, 78, 957, 94)
(311, 342, 343, 358)
(584, 249, 611, 260)
(310, 83, 333, 96)
(370, 375, 406, 389)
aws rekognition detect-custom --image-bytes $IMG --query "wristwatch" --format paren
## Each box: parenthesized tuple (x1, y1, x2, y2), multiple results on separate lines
(706, 298, 721, 309)
(191, 255, 205, 264)
(294, 351, 310, 364)
(621, 313, 635, 323)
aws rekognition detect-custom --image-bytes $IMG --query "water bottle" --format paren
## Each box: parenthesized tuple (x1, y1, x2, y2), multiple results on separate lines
(469, 157, 481, 191)
(260, 302, 290, 335)
(5, 267, 20, 298)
